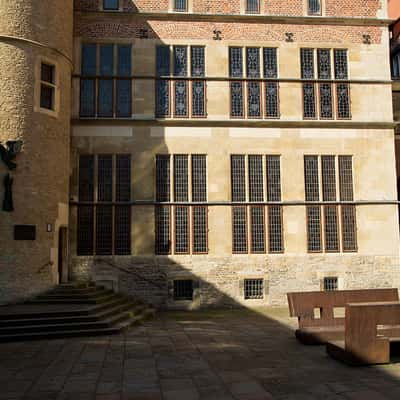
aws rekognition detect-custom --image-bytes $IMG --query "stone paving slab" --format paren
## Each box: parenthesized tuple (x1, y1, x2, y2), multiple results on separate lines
(0, 307, 400, 399)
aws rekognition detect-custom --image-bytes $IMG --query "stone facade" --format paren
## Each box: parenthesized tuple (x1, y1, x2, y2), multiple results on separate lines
(1, 0, 399, 308)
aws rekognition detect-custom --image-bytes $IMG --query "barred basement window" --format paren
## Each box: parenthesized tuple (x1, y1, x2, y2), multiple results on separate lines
(231, 82, 244, 118)
(301, 49, 315, 79)
(231, 155, 246, 202)
(103, 0, 119, 10)
(175, 206, 189, 254)
(319, 83, 333, 119)
(321, 156, 336, 201)
(246, 48, 260, 78)
(155, 206, 171, 254)
(307, 206, 322, 252)
(156, 155, 171, 202)
(246, 0, 260, 13)
(248, 155, 264, 202)
(317, 49, 331, 80)
(174, 0, 188, 12)
(193, 206, 208, 253)
(233, 206, 248, 253)
(336, 83, 351, 119)
(250, 207, 265, 253)
(40, 63, 56, 110)
(324, 277, 338, 291)
(192, 155, 207, 202)
(303, 83, 316, 119)
(174, 280, 193, 301)
(308, 0, 321, 15)
(174, 155, 189, 202)
(244, 279, 264, 299)
(334, 50, 348, 80)
(230, 47, 243, 78)
(247, 82, 261, 118)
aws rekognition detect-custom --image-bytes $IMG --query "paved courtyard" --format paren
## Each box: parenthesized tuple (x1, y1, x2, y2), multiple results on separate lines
(1, 307, 400, 400)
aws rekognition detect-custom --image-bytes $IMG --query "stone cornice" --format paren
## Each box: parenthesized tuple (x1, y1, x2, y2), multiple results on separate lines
(74, 10, 393, 27)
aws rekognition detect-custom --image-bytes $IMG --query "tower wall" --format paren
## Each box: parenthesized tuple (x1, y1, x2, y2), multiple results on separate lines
(0, 1, 73, 303)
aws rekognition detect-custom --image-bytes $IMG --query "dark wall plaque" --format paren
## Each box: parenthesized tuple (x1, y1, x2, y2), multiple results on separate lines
(14, 225, 36, 241)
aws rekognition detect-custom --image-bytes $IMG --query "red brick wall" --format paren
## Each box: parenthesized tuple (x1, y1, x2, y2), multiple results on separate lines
(75, 0, 383, 18)
(389, 0, 400, 19)
(75, 16, 383, 44)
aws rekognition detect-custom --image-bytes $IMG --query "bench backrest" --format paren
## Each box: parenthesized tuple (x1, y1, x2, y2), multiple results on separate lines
(287, 289, 399, 328)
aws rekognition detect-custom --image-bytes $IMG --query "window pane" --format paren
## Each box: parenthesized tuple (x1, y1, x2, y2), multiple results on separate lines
(79, 155, 94, 202)
(229, 47, 243, 78)
(334, 50, 348, 80)
(80, 79, 95, 117)
(232, 206, 247, 253)
(192, 81, 206, 117)
(230, 82, 244, 118)
(174, 0, 187, 11)
(265, 82, 279, 118)
(156, 46, 170, 76)
(264, 48, 278, 79)
(155, 206, 171, 254)
(321, 156, 336, 201)
(248, 155, 264, 202)
(173, 46, 188, 77)
(303, 83, 316, 119)
(341, 205, 357, 251)
(192, 155, 207, 202)
(339, 156, 354, 201)
(308, 0, 321, 14)
(337, 83, 351, 119)
(174, 155, 189, 202)
(98, 155, 113, 202)
(98, 79, 113, 117)
(231, 155, 246, 202)
(319, 83, 333, 119)
(174, 81, 188, 117)
(307, 205, 322, 252)
(247, 82, 261, 118)
(40, 85, 54, 110)
(324, 205, 339, 252)
(317, 49, 331, 80)
(116, 79, 131, 117)
(117, 45, 132, 76)
(116, 154, 131, 202)
(246, 0, 259, 13)
(266, 155, 281, 202)
(77, 206, 94, 256)
(250, 206, 265, 253)
(268, 205, 283, 253)
(103, 0, 119, 10)
(175, 206, 189, 253)
(301, 48, 314, 79)
(156, 80, 170, 117)
(100, 44, 114, 76)
(193, 206, 207, 253)
(96, 206, 113, 255)
(81, 44, 97, 76)
(304, 155, 319, 202)
(41, 64, 55, 84)
(156, 155, 170, 202)
(191, 47, 205, 77)
(246, 47, 260, 78)
(114, 205, 131, 255)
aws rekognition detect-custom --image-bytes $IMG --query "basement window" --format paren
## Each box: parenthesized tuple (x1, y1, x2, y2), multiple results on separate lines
(244, 279, 264, 299)
(324, 277, 338, 291)
(173, 280, 194, 300)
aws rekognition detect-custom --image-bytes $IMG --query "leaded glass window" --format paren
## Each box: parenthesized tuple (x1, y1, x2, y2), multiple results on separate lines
(100, 44, 114, 76)
(117, 45, 132, 77)
(319, 83, 333, 119)
(174, 155, 189, 202)
(334, 49, 348, 80)
(191, 47, 205, 77)
(324, 205, 339, 252)
(338, 156, 353, 202)
(96, 206, 113, 255)
(156, 155, 171, 202)
(156, 46, 171, 76)
(247, 82, 261, 118)
(98, 79, 113, 117)
(317, 49, 331, 80)
(336, 83, 351, 119)
(231, 155, 246, 202)
(156, 80, 170, 117)
(82, 44, 97, 76)
(321, 156, 336, 201)
(307, 206, 322, 252)
(155, 206, 171, 254)
(79, 155, 94, 202)
(268, 205, 283, 253)
(115, 206, 131, 255)
(265, 83, 279, 118)
(193, 206, 207, 253)
(231, 82, 244, 118)
(192, 155, 207, 202)
(175, 206, 189, 253)
(192, 81, 205, 117)
(341, 205, 357, 251)
(303, 83, 316, 118)
(246, 0, 260, 13)
(174, 81, 188, 117)
(301, 48, 315, 79)
(250, 207, 265, 253)
(248, 155, 264, 202)
(116, 79, 131, 117)
(246, 47, 261, 78)
(304, 156, 320, 202)
(98, 155, 113, 202)
(233, 206, 248, 253)
(174, 0, 187, 11)
(174, 46, 188, 77)
(263, 48, 278, 79)
(266, 156, 281, 202)
(230, 47, 243, 78)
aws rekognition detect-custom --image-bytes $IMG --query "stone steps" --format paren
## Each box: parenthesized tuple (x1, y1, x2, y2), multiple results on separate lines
(0, 283, 155, 342)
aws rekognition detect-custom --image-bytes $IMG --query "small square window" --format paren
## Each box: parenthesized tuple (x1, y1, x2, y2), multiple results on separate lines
(244, 279, 264, 299)
(103, 0, 119, 10)
(173, 280, 193, 300)
(324, 277, 338, 291)
(308, 0, 321, 15)
(246, 0, 260, 14)
(174, 0, 187, 12)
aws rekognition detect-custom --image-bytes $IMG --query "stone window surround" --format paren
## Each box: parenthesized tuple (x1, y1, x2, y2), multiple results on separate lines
(240, 276, 269, 301)
(305, 0, 326, 16)
(169, 0, 193, 13)
(34, 56, 60, 118)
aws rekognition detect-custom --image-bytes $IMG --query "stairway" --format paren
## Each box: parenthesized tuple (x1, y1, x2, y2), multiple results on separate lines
(0, 283, 155, 342)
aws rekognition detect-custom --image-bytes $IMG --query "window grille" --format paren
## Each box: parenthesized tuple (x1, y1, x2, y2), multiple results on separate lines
(98, 155, 113, 202)
(308, 0, 321, 15)
(265, 83, 279, 118)
(40, 63, 56, 110)
(317, 49, 331, 80)
(307, 206, 322, 252)
(192, 81, 206, 117)
(321, 156, 336, 201)
(103, 0, 119, 10)
(79, 155, 94, 202)
(263, 48, 278, 79)
(192, 155, 207, 202)
(156, 80, 170, 117)
(304, 156, 320, 202)
(336, 83, 351, 119)
(244, 279, 264, 299)
(324, 205, 339, 252)
(174, 155, 189, 202)
(155, 206, 171, 254)
(175, 206, 189, 253)
(303, 83, 316, 119)
(156, 155, 171, 202)
(174, 280, 193, 300)
(231, 155, 246, 202)
(233, 206, 248, 253)
(301, 49, 315, 79)
(324, 277, 338, 291)
(266, 156, 281, 202)
(174, 81, 188, 117)
(174, 0, 187, 12)
(230, 82, 244, 118)
(246, 0, 259, 13)
(77, 206, 94, 255)
(250, 206, 265, 253)
(248, 155, 264, 202)
(339, 156, 354, 201)
(173, 46, 188, 77)
(114, 206, 131, 255)
(96, 205, 113, 255)
(191, 47, 205, 78)
(156, 46, 171, 76)
(193, 206, 208, 253)
(116, 155, 131, 202)
(247, 82, 261, 118)
(246, 48, 261, 78)
(268, 205, 283, 253)
(229, 47, 243, 78)
(334, 50, 348, 80)
(341, 205, 357, 251)
(319, 83, 333, 119)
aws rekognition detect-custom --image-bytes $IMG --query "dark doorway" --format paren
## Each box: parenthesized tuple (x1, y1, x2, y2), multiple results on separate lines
(58, 227, 69, 283)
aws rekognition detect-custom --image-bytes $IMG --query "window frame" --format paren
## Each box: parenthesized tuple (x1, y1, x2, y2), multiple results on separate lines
(102, 0, 120, 11)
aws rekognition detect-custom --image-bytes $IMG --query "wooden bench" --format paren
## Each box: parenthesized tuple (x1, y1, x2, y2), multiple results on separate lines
(327, 301, 400, 365)
(287, 289, 399, 345)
